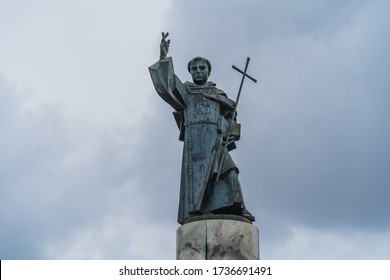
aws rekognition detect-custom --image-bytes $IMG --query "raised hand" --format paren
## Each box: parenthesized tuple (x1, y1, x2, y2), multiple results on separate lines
(160, 32, 170, 60)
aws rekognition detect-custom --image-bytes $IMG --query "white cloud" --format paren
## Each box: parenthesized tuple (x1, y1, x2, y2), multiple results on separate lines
(0, 0, 173, 126)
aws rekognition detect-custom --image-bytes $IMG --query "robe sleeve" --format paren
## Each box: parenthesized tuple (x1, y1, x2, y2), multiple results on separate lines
(148, 57, 186, 111)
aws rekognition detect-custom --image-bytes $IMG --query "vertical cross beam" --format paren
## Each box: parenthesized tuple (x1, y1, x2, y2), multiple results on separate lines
(232, 57, 257, 109)
(215, 57, 257, 182)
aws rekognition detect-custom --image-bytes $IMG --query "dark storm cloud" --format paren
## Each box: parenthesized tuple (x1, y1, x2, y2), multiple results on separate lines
(0, 73, 176, 259)
(0, 0, 177, 259)
(2, 0, 390, 260)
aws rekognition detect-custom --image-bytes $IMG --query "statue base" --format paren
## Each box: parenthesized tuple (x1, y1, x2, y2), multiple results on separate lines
(176, 215, 260, 260)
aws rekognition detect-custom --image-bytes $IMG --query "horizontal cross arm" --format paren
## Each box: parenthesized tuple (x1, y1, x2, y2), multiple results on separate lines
(232, 65, 257, 83)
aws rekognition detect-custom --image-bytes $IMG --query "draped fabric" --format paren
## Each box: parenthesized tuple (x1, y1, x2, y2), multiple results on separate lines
(149, 57, 246, 224)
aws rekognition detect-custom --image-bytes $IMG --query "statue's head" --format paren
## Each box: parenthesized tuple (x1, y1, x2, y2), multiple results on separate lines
(187, 57, 212, 85)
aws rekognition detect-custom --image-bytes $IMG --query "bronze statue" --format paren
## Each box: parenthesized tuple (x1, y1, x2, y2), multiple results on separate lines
(149, 32, 255, 224)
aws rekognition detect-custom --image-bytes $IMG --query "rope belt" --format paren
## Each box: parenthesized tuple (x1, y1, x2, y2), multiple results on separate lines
(183, 120, 218, 127)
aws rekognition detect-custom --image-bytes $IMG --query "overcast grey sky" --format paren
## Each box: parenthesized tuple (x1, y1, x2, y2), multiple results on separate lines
(1, 0, 389, 259)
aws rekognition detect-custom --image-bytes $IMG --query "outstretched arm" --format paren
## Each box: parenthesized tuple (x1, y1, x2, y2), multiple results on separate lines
(149, 32, 186, 111)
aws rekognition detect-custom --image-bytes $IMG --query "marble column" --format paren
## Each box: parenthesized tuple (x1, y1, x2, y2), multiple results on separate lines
(176, 214, 259, 260)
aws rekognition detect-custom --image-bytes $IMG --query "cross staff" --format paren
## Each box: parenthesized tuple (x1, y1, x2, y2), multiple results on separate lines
(215, 57, 257, 182)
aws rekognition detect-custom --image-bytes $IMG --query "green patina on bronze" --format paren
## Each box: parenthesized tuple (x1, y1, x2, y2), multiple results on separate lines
(149, 32, 256, 225)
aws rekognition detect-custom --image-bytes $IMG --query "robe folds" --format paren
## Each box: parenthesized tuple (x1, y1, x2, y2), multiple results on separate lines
(149, 57, 245, 224)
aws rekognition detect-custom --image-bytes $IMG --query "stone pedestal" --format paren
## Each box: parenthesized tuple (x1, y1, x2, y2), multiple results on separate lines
(176, 215, 259, 260)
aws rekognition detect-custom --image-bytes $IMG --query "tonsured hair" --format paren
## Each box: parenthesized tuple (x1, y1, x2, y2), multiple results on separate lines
(187, 57, 212, 74)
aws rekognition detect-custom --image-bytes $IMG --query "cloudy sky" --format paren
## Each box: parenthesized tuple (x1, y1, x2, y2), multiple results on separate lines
(1, 0, 389, 260)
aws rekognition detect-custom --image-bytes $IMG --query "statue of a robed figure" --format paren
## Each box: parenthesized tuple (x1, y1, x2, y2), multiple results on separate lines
(149, 33, 255, 225)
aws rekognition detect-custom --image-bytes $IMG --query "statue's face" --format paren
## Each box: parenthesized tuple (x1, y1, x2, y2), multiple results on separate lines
(190, 60, 209, 85)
